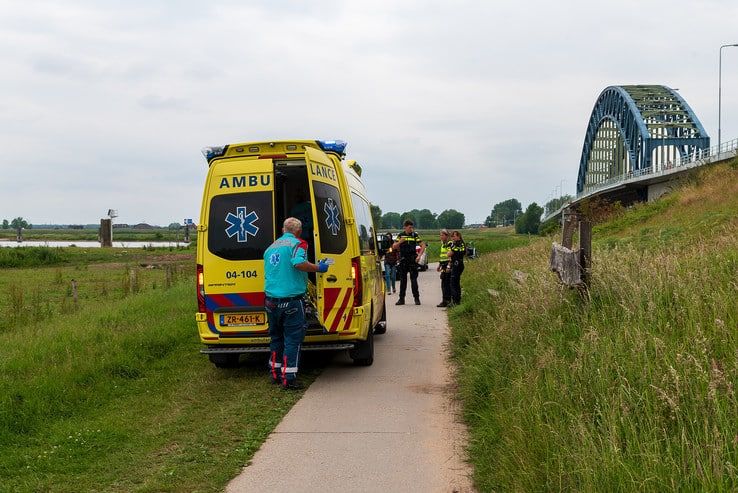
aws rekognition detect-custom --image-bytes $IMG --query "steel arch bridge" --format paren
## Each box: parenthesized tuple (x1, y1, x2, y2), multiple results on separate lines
(576, 85, 709, 194)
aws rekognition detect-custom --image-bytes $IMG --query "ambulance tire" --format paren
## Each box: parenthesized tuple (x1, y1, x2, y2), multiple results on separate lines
(208, 353, 240, 368)
(349, 328, 374, 366)
(373, 303, 387, 335)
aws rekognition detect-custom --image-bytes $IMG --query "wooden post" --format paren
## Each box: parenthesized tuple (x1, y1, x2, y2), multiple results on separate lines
(579, 220, 592, 288)
(561, 209, 579, 249)
(71, 279, 78, 307)
(550, 209, 593, 292)
(100, 219, 112, 247)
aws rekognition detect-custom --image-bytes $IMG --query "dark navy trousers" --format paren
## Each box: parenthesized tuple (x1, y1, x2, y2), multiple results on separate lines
(266, 297, 306, 384)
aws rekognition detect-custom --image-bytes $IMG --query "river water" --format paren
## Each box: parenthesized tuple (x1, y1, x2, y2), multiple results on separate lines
(0, 240, 190, 248)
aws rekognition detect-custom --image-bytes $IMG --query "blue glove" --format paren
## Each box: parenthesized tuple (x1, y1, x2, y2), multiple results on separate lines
(317, 259, 329, 273)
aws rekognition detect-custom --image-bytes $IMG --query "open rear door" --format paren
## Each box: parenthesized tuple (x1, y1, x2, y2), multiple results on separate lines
(304, 147, 354, 332)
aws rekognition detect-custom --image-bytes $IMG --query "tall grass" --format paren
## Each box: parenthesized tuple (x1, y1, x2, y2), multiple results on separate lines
(0, 256, 192, 331)
(0, 246, 68, 268)
(450, 162, 738, 491)
(0, 280, 307, 491)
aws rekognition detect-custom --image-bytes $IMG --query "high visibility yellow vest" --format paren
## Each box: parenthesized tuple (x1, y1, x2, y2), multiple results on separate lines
(440, 240, 452, 264)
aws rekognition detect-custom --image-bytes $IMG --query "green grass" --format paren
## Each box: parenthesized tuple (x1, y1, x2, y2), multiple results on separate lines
(414, 227, 532, 263)
(0, 256, 312, 492)
(449, 160, 738, 491)
(0, 251, 193, 326)
(0, 246, 69, 268)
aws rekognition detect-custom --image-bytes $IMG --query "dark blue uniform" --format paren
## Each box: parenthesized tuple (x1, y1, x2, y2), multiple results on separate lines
(448, 239, 465, 305)
(395, 231, 422, 304)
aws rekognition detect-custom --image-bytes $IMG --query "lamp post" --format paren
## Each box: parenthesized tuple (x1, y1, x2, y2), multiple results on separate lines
(719, 43, 738, 153)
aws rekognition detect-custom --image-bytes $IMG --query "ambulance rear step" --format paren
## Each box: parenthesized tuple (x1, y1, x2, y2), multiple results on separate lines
(200, 343, 355, 354)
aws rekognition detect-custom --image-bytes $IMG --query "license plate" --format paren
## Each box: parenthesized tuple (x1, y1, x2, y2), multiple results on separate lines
(219, 313, 266, 327)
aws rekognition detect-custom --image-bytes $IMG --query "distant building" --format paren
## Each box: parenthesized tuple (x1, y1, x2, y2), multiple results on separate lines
(112, 223, 131, 229)
(133, 223, 154, 230)
(68, 225, 85, 230)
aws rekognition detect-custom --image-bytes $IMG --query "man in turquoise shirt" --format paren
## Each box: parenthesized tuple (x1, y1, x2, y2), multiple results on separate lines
(264, 217, 329, 390)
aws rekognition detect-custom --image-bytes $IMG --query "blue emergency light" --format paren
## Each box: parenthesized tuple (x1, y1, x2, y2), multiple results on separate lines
(201, 146, 226, 162)
(317, 140, 347, 156)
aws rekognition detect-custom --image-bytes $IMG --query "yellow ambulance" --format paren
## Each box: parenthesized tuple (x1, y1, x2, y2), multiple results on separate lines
(195, 140, 386, 367)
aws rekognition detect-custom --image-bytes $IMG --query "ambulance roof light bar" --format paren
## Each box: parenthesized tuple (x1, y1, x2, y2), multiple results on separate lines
(317, 140, 347, 156)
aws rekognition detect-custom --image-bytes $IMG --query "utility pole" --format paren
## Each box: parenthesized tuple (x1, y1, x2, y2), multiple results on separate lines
(719, 43, 738, 152)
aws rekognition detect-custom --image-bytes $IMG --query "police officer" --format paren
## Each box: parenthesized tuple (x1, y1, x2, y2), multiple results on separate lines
(436, 229, 453, 307)
(448, 230, 466, 306)
(264, 217, 330, 390)
(392, 219, 425, 305)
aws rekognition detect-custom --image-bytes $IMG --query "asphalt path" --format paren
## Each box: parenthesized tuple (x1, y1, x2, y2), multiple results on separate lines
(226, 263, 475, 493)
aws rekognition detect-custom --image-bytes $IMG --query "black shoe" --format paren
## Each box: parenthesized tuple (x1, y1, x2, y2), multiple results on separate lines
(395, 299, 405, 305)
(414, 298, 421, 305)
(270, 376, 281, 385)
(437, 301, 448, 307)
(282, 380, 304, 390)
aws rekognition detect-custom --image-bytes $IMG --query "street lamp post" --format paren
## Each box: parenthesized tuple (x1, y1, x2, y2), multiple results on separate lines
(719, 43, 738, 153)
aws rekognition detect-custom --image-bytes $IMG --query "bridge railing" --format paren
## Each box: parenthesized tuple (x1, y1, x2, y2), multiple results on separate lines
(576, 137, 738, 199)
(543, 137, 738, 222)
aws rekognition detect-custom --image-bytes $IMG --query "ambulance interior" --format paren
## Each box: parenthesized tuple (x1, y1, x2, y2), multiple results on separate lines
(273, 160, 316, 261)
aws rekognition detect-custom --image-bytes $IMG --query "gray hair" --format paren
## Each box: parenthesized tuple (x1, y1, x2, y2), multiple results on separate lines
(283, 217, 302, 234)
(440, 229, 450, 235)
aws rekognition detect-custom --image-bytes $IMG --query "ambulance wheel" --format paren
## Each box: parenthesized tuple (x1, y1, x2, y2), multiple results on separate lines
(349, 329, 374, 366)
(208, 353, 240, 368)
(373, 303, 387, 335)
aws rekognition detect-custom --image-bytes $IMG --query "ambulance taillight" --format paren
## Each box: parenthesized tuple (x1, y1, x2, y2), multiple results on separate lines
(351, 257, 362, 307)
(196, 264, 206, 313)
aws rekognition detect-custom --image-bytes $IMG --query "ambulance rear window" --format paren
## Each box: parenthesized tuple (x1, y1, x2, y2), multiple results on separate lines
(208, 191, 274, 261)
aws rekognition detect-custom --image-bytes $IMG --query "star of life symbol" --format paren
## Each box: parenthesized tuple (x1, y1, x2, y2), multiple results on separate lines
(324, 198, 341, 236)
(269, 252, 280, 266)
(225, 206, 259, 243)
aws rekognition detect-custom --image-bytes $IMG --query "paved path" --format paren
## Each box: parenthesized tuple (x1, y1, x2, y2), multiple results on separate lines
(226, 264, 475, 493)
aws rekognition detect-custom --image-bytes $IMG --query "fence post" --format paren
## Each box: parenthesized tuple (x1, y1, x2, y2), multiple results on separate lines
(561, 209, 579, 249)
(71, 279, 78, 307)
(579, 220, 592, 288)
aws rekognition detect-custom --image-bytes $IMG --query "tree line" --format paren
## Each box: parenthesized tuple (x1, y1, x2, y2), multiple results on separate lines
(483, 198, 545, 235)
(370, 206, 465, 230)
(370, 197, 551, 234)
(2, 217, 32, 230)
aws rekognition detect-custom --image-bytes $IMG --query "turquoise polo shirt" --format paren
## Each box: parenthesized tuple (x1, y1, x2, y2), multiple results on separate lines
(263, 232, 309, 298)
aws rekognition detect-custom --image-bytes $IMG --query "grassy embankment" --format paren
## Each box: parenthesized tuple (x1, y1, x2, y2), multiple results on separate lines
(450, 160, 738, 491)
(0, 247, 311, 492)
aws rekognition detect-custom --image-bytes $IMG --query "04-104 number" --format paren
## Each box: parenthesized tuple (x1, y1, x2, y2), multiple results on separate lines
(225, 270, 258, 279)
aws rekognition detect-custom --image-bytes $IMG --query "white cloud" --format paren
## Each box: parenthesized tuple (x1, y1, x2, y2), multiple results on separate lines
(1, 0, 737, 225)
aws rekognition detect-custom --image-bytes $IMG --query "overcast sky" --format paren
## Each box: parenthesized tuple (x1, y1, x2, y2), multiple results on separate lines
(1, 0, 737, 226)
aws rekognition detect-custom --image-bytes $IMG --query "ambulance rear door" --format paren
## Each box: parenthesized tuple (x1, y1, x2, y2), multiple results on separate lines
(304, 147, 354, 333)
(202, 158, 275, 337)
